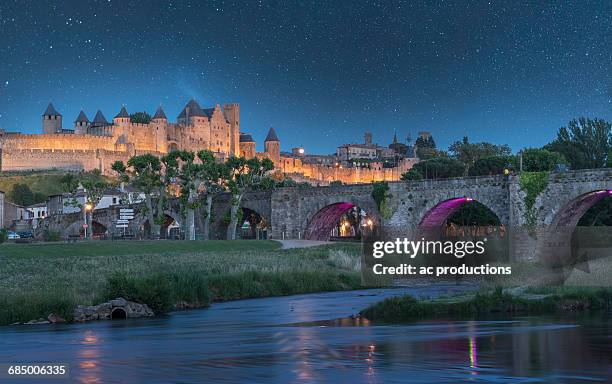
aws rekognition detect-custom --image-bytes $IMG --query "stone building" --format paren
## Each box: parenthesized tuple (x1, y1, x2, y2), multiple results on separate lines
(0, 99, 241, 174)
(0, 99, 418, 185)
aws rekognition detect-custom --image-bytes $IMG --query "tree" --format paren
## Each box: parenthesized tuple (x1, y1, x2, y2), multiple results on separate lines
(415, 135, 438, 160)
(168, 150, 198, 240)
(225, 156, 274, 240)
(468, 156, 513, 176)
(400, 168, 423, 181)
(544, 117, 611, 169)
(173, 150, 228, 240)
(371, 181, 391, 222)
(197, 150, 229, 240)
(9, 183, 36, 206)
(8, 183, 47, 206)
(59, 173, 79, 193)
(112, 154, 170, 239)
(449, 136, 511, 175)
(73, 169, 111, 238)
(514, 148, 566, 172)
(130, 111, 151, 124)
(410, 157, 465, 180)
(447, 201, 501, 226)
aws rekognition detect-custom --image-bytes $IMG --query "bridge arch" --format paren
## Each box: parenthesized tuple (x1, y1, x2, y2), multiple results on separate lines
(132, 211, 182, 239)
(419, 197, 502, 228)
(91, 220, 108, 237)
(538, 189, 612, 273)
(304, 201, 378, 241)
(237, 207, 269, 239)
(548, 190, 612, 228)
(415, 196, 508, 261)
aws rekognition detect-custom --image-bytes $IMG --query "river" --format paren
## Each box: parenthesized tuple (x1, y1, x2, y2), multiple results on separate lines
(1, 284, 610, 383)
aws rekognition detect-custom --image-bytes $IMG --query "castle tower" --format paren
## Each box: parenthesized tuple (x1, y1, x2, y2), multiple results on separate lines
(91, 110, 109, 127)
(91, 110, 110, 136)
(113, 106, 130, 125)
(42, 103, 62, 134)
(239, 133, 256, 159)
(264, 127, 280, 165)
(74, 110, 90, 134)
(223, 103, 240, 156)
(151, 106, 168, 153)
(177, 99, 211, 153)
(151, 106, 167, 122)
(365, 132, 372, 146)
(178, 99, 206, 125)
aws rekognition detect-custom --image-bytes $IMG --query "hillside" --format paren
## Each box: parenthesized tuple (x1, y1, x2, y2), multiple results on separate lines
(0, 170, 70, 203)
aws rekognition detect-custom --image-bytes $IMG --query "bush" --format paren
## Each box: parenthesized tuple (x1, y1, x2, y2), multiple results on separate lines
(361, 287, 612, 322)
(42, 229, 61, 242)
(400, 168, 422, 181)
(105, 272, 174, 313)
(0, 228, 7, 244)
(104, 270, 211, 313)
(515, 148, 567, 172)
(0, 289, 77, 325)
(469, 155, 513, 176)
(410, 157, 465, 179)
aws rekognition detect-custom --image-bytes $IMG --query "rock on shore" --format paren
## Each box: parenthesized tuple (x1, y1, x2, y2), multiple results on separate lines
(73, 298, 154, 322)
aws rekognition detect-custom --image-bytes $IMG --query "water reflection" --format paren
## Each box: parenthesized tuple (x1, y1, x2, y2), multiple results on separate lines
(77, 330, 101, 384)
(0, 287, 609, 383)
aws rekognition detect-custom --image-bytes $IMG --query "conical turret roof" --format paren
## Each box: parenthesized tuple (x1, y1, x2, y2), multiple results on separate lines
(92, 110, 109, 125)
(74, 110, 89, 123)
(152, 106, 167, 120)
(43, 103, 61, 116)
(114, 106, 129, 119)
(178, 99, 206, 119)
(240, 133, 255, 143)
(265, 127, 279, 142)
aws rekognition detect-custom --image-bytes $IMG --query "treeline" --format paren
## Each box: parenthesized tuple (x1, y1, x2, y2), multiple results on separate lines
(54, 151, 312, 240)
(402, 117, 612, 180)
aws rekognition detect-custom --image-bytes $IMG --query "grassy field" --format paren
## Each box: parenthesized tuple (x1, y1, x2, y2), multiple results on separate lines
(0, 240, 362, 325)
(360, 286, 612, 323)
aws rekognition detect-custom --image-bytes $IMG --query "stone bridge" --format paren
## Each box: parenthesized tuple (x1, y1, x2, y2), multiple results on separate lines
(43, 168, 612, 261)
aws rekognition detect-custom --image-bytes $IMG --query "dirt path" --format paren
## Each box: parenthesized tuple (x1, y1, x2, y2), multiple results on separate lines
(276, 240, 333, 249)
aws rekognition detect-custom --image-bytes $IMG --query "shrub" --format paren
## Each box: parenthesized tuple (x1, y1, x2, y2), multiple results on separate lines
(469, 155, 513, 176)
(42, 229, 61, 242)
(400, 168, 422, 181)
(105, 272, 174, 313)
(515, 148, 567, 172)
(410, 157, 465, 179)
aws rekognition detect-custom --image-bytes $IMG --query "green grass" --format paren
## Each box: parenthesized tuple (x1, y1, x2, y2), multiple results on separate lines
(360, 286, 612, 323)
(0, 240, 362, 325)
(0, 170, 68, 197)
(0, 239, 280, 258)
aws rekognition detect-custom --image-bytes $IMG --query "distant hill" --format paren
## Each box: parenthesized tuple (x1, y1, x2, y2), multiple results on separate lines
(0, 170, 70, 204)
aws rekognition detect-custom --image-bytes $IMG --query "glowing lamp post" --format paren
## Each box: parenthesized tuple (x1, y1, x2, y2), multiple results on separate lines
(83, 203, 93, 239)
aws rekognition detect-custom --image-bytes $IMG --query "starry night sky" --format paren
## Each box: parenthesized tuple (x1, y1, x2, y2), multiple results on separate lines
(1, 1, 611, 154)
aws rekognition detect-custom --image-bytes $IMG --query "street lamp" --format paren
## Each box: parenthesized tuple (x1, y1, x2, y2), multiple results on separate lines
(84, 203, 93, 239)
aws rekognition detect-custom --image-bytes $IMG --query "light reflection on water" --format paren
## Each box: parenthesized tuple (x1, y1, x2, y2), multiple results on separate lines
(0, 285, 610, 383)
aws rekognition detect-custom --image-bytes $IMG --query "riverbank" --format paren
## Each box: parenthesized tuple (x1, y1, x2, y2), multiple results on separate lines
(360, 286, 612, 322)
(0, 240, 362, 325)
